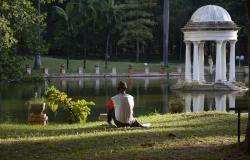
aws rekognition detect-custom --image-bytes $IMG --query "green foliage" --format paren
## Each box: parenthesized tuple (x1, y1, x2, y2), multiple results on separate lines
(20, 75, 46, 83)
(0, 16, 16, 49)
(0, 0, 47, 55)
(0, 0, 50, 81)
(0, 51, 24, 81)
(44, 86, 95, 123)
(48, 0, 245, 62)
(117, 0, 155, 62)
(169, 96, 184, 113)
(53, 6, 69, 22)
(26, 92, 46, 107)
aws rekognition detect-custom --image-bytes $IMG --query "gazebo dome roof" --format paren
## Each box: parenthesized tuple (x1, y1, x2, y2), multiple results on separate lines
(190, 5, 232, 22)
(182, 5, 239, 31)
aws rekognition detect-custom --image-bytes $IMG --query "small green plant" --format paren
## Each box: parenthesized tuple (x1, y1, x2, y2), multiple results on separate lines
(26, 92, 45, 104)
(44, 86, 95, 124)
(169, 96, 184, 113)
(26, 92, 46, 114)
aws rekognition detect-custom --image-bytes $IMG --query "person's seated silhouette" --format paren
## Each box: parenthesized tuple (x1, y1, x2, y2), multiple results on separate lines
(107, 81, 143, 127)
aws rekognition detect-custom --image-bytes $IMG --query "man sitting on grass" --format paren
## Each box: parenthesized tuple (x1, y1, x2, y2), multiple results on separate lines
(106, 81, 148, 127)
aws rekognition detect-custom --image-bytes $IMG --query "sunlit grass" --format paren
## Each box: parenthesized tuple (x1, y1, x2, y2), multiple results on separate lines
(0, 112, 249, 160)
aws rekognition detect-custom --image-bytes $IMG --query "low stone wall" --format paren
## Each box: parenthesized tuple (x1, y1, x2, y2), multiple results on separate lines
(171, 81, 248, 91)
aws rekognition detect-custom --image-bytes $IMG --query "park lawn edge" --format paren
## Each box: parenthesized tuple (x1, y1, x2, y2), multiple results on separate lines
(0, 112, 250, 160)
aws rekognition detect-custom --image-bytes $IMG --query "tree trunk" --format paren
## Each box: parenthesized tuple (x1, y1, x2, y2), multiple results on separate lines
(162, 81, 169, 113)
(179, 37, 183, 61)
(142, 44, 145, 61)
(105, 31, 110, 69)
(66, 54, 69, 69)
(33, 0, 42, 69)
(115, 42, 118, 57)
(110, 43, 113, 59)
(136, 39, 140, 63)
(83, 39, 87, 69)
(246, 0, 250, 153)
(163, 0, 170, 67)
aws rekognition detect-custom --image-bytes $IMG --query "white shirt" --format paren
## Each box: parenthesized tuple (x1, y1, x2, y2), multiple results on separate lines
(111, 93, 135, 124)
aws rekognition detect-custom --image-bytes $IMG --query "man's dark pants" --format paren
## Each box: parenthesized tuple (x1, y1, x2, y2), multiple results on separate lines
(107, 108, 143, 127)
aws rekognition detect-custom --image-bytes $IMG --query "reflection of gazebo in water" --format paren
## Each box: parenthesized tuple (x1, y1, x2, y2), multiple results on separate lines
(182, 5, 240, 83)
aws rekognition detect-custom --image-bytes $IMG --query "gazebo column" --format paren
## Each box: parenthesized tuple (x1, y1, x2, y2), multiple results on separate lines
(199, 42, 205, 82)
(229, 40, 237, 82)
(221, 41, 227, 82)
(185, 41, 192, 82)
(193, 41, 200, 82)
(215, 40, 223, 82)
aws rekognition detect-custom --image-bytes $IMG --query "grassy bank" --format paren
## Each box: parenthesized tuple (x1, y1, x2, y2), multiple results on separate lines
(0, 112, 249, 160)
(23, 57, 178, 74)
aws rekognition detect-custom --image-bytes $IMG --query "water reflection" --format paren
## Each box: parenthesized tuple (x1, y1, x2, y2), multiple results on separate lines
(111, 77, 117, 87)
(161, 80, 169, 114)
(0, 76, 248, 123)
(78, 79, 84, 89)
(245, 76, 249, 85)
(144, 78, 149, 91)
(95, 78, 100, 95)
(60, 79, 67, 91)
(181, 92, 243, 112)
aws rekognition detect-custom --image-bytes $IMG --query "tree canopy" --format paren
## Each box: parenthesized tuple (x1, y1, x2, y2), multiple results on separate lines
(0, 0, 248, 80)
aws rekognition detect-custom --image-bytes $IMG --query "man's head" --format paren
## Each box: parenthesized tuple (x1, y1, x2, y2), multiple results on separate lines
(117, 81, 127, 93)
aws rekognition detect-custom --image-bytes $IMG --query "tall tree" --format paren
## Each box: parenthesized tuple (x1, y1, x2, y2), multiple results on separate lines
(101, 0, 118, 69)
(34, 0, 67, 69)
(246, 0, 250, 153)
(118, 0, 155, 63)
(76, 0, 98, 69)
(34, 0, 66, 69)
(53, 3, 75, 69)
(62, 0, 101, 69)
(163, 0, 169, 67)
(0, 0, 45, 81)
(34, 0, 42, 69)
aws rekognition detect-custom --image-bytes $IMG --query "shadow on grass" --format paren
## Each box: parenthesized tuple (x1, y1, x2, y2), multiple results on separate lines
(0, 129, 250, 160)
(0, 113, 249, 160)
(0, 113, 247, 139)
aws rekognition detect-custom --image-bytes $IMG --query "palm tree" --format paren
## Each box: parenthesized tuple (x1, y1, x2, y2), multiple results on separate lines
(163, 0, 169, 68)
(246, 0, 250, 153)
(53, 4, 74, 69)
(74, 0, 98, 69)
(101, 0, 118, 69)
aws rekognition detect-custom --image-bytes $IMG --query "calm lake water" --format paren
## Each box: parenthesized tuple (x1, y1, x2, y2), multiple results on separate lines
(0, 76, 248, 123)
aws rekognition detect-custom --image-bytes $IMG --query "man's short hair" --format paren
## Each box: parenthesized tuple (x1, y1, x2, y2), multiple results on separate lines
(117, 81, 127, 92)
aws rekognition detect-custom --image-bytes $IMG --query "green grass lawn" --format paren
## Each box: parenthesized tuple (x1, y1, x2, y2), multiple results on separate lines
(23, 57, 178, 74)
(0, 112, 249, 160)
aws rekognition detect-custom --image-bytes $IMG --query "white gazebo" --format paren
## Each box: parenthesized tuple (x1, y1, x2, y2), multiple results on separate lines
(182, 5, 240, 83)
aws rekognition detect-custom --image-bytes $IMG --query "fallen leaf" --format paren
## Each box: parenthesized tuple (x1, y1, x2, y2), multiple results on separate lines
(141, 143, 154, 148)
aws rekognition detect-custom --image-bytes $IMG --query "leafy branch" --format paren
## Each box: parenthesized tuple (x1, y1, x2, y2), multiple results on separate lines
(44, 86, 95, 124)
